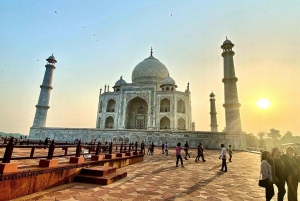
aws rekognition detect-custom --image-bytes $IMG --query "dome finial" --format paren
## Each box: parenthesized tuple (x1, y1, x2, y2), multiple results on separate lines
(150, 47, 153, 56)
(226, 36, 228, 40)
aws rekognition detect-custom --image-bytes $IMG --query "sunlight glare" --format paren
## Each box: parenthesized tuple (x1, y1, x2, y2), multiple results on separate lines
(257, 99, 271, 109)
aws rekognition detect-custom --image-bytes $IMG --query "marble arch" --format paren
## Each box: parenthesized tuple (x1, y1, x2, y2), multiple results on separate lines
(125, 97, 148, 129)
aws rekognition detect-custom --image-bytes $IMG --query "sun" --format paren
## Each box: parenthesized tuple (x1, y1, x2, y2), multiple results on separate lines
(257, 99, 271, 109)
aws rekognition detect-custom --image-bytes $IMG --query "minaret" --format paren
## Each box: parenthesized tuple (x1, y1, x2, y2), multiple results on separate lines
(209, 92, 218, 132)
(221, 37, 242, 133)
(32, 54, 57, 127)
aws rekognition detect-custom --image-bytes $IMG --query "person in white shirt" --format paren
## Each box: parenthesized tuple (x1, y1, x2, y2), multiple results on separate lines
(219, 144, 227, 172)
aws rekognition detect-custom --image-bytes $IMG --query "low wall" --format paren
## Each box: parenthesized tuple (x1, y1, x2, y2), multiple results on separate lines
(29, 127, 246, 150)
(0, 155, 143, 201)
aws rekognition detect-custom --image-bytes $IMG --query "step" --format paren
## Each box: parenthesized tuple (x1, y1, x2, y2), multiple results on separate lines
(74, 171, 127, 185)
(80, 166, 116, 177)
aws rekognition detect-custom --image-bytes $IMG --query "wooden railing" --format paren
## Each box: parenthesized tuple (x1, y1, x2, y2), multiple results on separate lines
(0, 137, 145, 163)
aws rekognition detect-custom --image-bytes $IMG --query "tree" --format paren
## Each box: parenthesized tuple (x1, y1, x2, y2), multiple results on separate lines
(245, 133, 259, 147)
(267, 128, 281, 140)
(257, 131, 266, 139)
(280, 131, 294, 144)
(267, 128, 281, 147)
(257, 131, 266, 148)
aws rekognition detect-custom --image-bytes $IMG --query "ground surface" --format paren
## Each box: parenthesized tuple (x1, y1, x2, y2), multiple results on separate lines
(6, 148, 294, 201)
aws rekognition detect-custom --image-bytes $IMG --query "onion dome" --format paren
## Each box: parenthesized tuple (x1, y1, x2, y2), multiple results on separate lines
(210, 92, 215, 97)
(46, 53, 57, 64)
(162, 77, 175, 85)
(132, 48, 169, 84)
(113, 78, 127, 87)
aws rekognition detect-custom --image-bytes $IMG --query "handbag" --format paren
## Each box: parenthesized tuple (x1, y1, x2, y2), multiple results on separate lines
(258, 178, 269, 188)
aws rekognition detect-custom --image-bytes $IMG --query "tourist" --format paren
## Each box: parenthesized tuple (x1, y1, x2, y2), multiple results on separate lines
(280, 147, 299, 201)
(161, 142, 165, 154)
(141, 141, 145, 154)
(271, 147, 286, 201)
(184, 141, 190, 160)
(151, 142, 155, 155)
(260, 151, 275, 201)
(147, 141, 152, 155)
(195, 142, 206, 162)
(219, 144, 227, 172)
(175, 142, 184, 167)
(228, 145, 233, 162)
(165, 142, 169, 156)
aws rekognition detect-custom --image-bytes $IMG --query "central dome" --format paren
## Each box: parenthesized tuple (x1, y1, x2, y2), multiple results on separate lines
(132, 53, 169, 84)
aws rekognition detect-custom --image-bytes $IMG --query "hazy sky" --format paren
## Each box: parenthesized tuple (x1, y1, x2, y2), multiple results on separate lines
(0, 1, 300, 136)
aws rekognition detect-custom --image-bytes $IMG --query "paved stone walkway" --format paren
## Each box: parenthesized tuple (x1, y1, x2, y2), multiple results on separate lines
(11, 149, 293, 201)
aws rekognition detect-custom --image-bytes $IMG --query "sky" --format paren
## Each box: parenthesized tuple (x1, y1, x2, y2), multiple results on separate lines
(0, 1, 300, 136)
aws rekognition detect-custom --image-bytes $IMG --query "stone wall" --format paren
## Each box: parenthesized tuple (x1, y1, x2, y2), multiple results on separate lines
(29, 127, 246, 150)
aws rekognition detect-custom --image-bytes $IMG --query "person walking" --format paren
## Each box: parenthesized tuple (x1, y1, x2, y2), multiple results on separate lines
(219, 144, 227, 172)
(175, 142, 184, 167)
(280, 147, 299, 201)
(260, 151, 275, 201)
(195, 142, 206, 162)
(184, 141, 190, 160)
(271, 147, 286, 201)
(228, 145, 233, 162)
(151, 142, 155, 155)
(147, 141, 152, 155)
(165, 142, 169, 156)
(161, 142, 165, 154)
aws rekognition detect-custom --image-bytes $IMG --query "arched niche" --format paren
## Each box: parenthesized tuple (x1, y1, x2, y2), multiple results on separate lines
(105, 116, 114, 128)
(178, 118, 186, 130)
(177, 100, 185, 113)
(106, 99, 116, 112)
(160, 116, 170, 130)
(125, 97, 148, 129)
(160, 98, 170, 112)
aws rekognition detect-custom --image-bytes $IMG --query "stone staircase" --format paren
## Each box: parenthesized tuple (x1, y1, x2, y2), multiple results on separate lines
(74, 166, 127, 185)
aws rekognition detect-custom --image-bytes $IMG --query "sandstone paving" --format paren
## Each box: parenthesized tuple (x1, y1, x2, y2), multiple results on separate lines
(9, 149, 298, 201)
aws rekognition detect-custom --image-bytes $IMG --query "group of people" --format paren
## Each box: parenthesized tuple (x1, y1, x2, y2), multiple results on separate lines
(260, 146, 300, 201)
(174, 142, 233, 170)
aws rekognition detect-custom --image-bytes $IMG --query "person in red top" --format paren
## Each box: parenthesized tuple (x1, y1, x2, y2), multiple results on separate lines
(175, 142, 184, 167)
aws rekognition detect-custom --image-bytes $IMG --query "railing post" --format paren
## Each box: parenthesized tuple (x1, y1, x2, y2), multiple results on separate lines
(128, 142, 132, 152)
(75, 140, 82, 157)
(47, 140, 55, 160)
(135, 141, 138, 152)
(2, 137, 15, 163)
(124, 143, 127, 152)
(64, 147, 68, 156)
(39, 140, 42, 145)
(109, 142, 113, 154)
(120, 142, 123, 153)
(30, 147, 35, 158)
(27, 139, 29, 145)
(95, 141, 101, 156)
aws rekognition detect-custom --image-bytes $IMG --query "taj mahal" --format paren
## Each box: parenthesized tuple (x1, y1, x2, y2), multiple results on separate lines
(96, 48, 192, 131)
(29, 38, 246, 149)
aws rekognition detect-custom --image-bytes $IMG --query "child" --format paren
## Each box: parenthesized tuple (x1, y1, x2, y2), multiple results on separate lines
(175, 142, 184, 167)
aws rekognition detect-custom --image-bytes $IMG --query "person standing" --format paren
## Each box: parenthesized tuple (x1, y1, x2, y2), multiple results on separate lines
(219, 144, 227, 172)
(260, 151, 275, 201)
(228, 145, 233, 162)
(280, 147, 299, 201)
(175, 142, 184, 167)
(165, 142, 169, 156)
(271, 147, 286, 201)
(184, 141, 190, 160)
(161, 142, 165, 154)
(141, 141, 145, 155)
